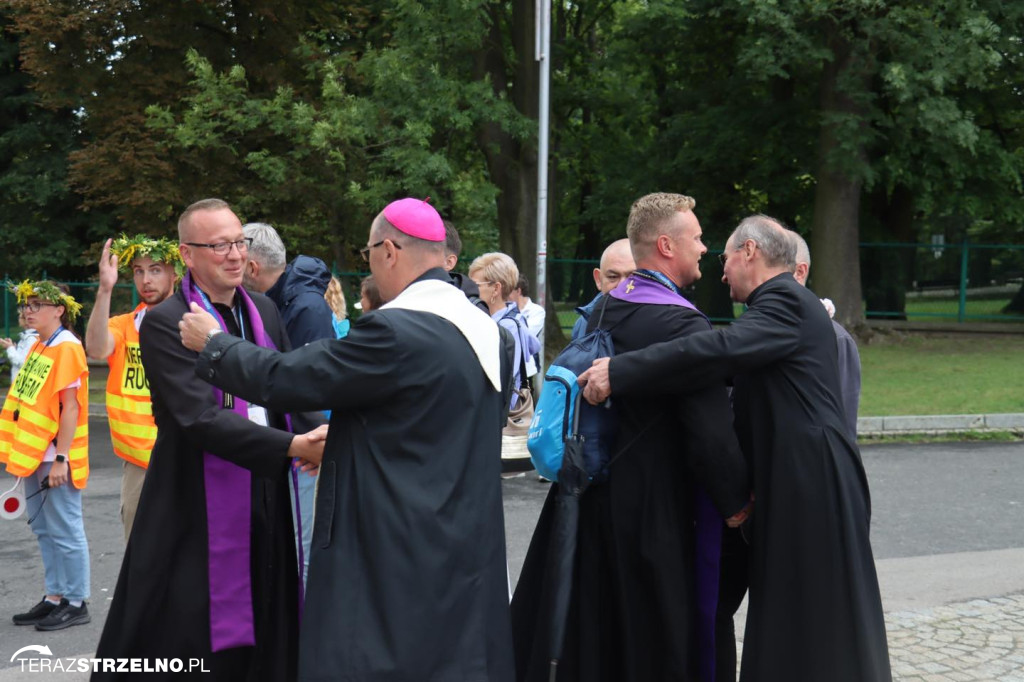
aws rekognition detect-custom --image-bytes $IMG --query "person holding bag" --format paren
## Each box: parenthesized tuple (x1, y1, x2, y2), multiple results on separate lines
(469, 253, 540, 466)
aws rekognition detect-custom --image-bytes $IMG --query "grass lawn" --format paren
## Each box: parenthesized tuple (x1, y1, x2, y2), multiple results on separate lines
(859, 333, 1024, 416)
(2, 332, 1021, 419)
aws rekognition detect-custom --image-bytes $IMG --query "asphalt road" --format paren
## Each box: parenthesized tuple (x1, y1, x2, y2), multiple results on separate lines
(1, 422, 1022, 676)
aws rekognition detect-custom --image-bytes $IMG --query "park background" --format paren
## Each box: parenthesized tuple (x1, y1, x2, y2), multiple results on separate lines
(1, 0, 1023, 396)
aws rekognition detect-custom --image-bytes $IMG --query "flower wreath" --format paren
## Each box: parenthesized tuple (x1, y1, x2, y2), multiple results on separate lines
(110, 234, 184, 276)
(8, 279, 83, 323)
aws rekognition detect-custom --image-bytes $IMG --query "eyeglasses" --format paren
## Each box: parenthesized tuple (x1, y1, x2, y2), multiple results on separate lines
(359, 239, 402, 262)
(17, 302, 60, 313)
(185, 238, 252, 256)
(719, 247, 743, 266)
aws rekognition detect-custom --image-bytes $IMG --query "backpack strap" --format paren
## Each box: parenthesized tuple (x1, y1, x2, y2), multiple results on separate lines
(500, 306, 531, 391)
(569, 392, 663, 475)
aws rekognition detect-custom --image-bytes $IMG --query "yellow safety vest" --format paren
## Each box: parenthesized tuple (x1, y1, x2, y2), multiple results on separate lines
(105, 304, 156, 468)
(0, 330, 90, 488)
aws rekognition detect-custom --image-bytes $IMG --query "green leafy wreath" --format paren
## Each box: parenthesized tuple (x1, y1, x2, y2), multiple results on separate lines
(8, 279, 83, 322)
(110, 233, 184, 276)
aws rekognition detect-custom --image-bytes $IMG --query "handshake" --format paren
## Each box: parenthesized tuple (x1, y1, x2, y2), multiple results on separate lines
(288, 424, 328, 474)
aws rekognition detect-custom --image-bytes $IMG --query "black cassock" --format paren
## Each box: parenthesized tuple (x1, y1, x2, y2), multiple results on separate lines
(512, 291, 750, 682)
(94, 289, 308, 681)
(611, 273, 892, 682)
(193, 274, 515, 682)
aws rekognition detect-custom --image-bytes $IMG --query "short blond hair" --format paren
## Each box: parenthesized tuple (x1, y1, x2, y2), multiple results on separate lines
(468, 252, 519, 300)
(627, 193, 696, 260)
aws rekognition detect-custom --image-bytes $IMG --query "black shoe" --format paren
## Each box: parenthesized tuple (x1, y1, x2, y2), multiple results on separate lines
(12, 597, 60, 626)
(34, 600, 90, 631)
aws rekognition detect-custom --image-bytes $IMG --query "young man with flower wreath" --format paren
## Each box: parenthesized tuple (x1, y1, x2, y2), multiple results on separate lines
(85, 234, 180, 541)
(1, 280, 92, 630)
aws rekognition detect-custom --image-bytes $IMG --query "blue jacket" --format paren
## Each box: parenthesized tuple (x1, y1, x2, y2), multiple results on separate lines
(265, 255, 336, 348)
(571, 293, 603, 340)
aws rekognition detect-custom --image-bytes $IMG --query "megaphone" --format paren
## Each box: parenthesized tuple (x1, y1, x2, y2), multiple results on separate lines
(1, 477, 26, 520)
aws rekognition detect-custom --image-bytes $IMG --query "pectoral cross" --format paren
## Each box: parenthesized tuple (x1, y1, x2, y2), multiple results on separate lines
(625, 279, 635, 294)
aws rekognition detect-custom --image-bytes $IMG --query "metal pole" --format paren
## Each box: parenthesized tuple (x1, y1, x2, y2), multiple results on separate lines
(535, 0, 551, 372)
(958, 238, 969, 323)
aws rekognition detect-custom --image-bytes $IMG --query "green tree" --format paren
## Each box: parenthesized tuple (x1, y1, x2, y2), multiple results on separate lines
(0, 9, 110, 279)
(10, 0, 368, 229)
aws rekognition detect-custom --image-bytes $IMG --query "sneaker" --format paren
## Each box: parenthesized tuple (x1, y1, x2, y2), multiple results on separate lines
(12, 597, 60, 626)
(34, 600, 90, 631)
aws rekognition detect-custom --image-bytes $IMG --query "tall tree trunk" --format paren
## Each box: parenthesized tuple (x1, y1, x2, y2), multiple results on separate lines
(475, 0, 539, 285)
(810, 29, 870, 332)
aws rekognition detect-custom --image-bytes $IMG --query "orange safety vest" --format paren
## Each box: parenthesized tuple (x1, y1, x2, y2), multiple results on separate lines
(105, 304, 157, 469)
(0, 330, 90, 488)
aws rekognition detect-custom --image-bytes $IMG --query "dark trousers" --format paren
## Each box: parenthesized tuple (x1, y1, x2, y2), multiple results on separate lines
(715, 525, 749, 682)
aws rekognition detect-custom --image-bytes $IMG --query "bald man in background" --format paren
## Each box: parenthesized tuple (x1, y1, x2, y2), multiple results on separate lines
(572, 238, 636, 340)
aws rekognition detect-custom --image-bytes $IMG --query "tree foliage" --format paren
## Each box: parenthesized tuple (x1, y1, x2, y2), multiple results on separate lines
(0, 8, 111, 279)
(2, 0, 1022, 324)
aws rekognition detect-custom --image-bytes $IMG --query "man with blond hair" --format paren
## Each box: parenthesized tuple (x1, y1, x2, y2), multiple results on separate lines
(514, 193, 750, 681)
(580, 214, 890, 682)
(85, 234, 180, 542)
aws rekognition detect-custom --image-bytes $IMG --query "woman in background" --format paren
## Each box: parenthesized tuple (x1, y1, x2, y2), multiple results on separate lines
(325, 276, 350, 339)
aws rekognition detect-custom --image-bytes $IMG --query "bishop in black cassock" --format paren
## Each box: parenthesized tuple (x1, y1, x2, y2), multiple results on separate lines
(180, 197, 516, 682)
(581, 215, 892, 682)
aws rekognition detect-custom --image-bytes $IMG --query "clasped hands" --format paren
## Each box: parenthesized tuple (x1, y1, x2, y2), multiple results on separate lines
(290, 424, 328, 475)
(176, 304, 326, 473)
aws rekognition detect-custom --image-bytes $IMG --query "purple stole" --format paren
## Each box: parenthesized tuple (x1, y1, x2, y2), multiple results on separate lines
(610, 273, 722, 682)
(182, 272, 296, 652)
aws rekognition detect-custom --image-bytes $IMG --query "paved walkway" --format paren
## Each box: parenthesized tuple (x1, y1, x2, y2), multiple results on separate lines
(886, 593, 1024, 681)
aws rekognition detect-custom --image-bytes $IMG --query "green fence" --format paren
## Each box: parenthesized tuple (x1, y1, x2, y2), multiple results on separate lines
(860, 241, 1024, 323)
(3, 242, 1022, 339)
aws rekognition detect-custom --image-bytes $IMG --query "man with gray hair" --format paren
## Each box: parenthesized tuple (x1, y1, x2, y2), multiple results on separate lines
(242, 221, 333, 590)
(579, 214, 891, 681)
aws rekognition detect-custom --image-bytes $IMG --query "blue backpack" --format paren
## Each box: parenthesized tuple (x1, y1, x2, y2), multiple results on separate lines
(527, 298, 634, 483)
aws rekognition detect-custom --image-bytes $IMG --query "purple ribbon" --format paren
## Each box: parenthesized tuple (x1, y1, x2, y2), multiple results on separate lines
(183, 272, 284, 652)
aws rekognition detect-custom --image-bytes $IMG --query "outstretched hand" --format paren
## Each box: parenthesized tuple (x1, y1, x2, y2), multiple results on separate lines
(98, 238, 119, 293)
(179, 302, 221, 352)
(578, 357, 612, 404)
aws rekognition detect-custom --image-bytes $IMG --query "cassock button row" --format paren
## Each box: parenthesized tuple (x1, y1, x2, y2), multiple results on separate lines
(212, 351, 221, 359)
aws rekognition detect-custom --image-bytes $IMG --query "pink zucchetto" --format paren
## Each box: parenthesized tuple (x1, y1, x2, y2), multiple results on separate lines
(382, 197, 445, 242)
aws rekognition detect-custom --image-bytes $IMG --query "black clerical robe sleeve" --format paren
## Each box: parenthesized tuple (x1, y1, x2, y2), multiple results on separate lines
(197, 312, 406, 413)
(140, 300, 294, 478)
(661, 312, 750, 518)
(611, 284, 802, 396)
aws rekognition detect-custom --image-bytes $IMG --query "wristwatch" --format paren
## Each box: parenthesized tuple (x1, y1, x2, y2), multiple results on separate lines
(54, 454, 67, 463)
(206, 328, 223, 345)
